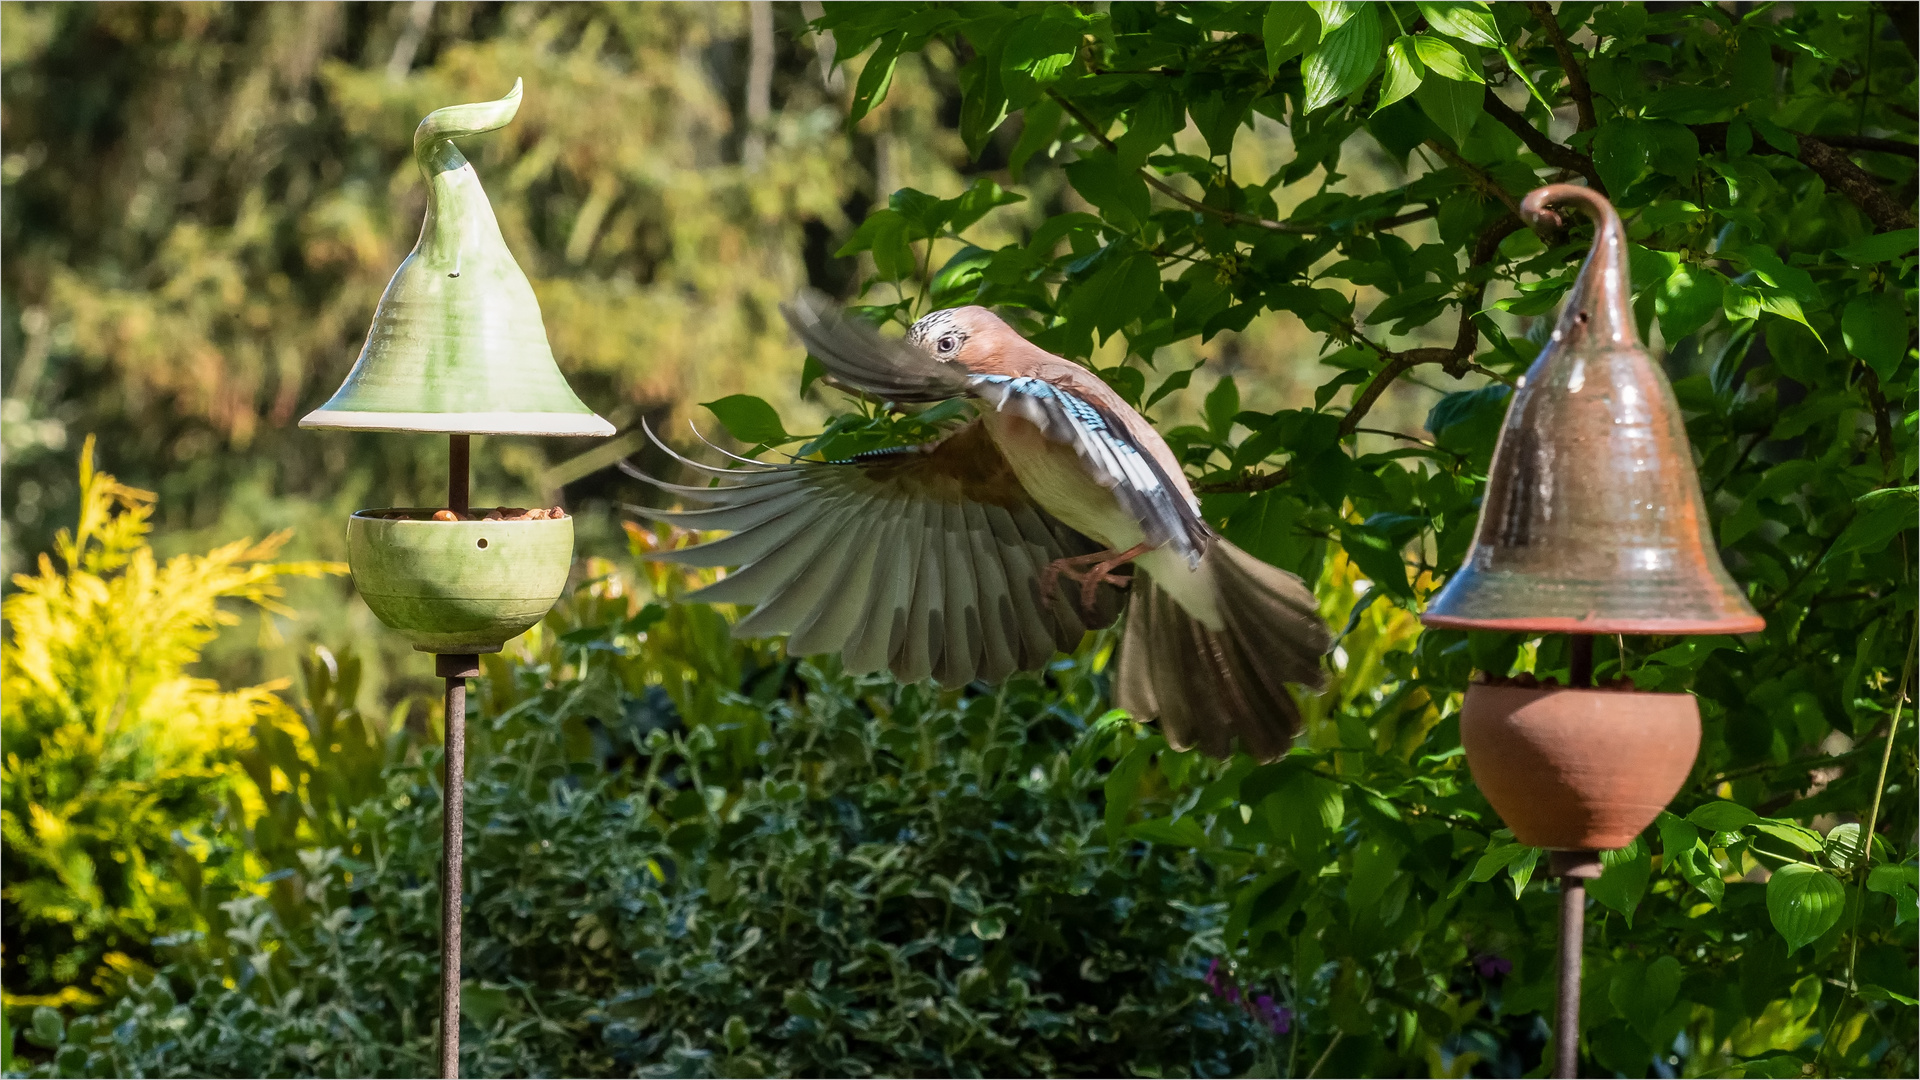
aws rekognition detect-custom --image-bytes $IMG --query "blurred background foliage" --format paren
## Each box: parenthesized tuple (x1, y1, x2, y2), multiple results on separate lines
(0, 0, 1352, 708)
(3, 1, 1918, 1077)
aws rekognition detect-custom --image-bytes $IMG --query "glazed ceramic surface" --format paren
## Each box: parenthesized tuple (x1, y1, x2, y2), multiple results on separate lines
(300, 81, 613, 438)
(347, 509, 573, 653)
(1461, 683, 1701, 850)
(1422, 184, 1762, 635)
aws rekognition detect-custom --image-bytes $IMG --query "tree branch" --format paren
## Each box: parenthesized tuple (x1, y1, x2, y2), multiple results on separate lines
(1195, 215, 1525, 495)
(1694, 123, 1917, 231)
(1817, 133, 1920, 157)
(1481, 88, 1605, 191)
(1523, 0, 1596, 132)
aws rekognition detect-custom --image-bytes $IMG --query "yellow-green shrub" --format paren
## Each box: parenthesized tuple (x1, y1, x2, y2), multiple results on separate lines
(1, 437, 342, 1007)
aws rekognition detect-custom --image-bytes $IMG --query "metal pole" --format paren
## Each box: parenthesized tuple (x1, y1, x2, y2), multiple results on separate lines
(449, 434, 470, 516)
(1550, 631, 1599, 1079)
(436, 653, 478, 1078)
(1550, 849, 1601, 1077)
(439, 437, 475, 1079)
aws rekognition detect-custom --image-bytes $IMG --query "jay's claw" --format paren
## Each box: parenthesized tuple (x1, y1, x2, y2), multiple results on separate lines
(1040, 543, 1152, 620)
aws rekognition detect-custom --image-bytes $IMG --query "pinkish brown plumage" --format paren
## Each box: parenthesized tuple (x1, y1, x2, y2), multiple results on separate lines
(630, 290, 1333, 761)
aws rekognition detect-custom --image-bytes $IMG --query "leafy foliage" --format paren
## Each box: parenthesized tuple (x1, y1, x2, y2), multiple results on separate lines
(16, 554, 1282, 1079)
(743, 2, 1917, 1074)
(7, 2, 1919, 1077)
(1, 439, 342, 1008)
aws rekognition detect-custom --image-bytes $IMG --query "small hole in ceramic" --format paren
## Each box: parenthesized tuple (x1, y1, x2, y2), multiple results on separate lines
(476, 538, 489, 549)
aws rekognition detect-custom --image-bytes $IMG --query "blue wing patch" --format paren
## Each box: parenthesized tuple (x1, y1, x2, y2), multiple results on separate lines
(969, 374, 1207, 563)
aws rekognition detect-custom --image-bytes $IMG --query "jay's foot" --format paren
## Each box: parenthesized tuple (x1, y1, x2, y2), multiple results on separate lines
(1040, 543, 1152, 617)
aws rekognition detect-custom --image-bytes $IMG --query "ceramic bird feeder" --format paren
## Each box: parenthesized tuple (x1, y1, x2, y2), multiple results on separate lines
(1420, 184, 1763, 1078)
(299, 81, 611, 1079)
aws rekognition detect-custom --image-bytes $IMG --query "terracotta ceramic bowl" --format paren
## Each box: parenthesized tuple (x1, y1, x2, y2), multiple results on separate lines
(1460, 684, 1700, 850)
(347, 509, 573, 653)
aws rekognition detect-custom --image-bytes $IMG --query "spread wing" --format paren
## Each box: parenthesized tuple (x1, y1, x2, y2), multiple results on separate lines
(780, 288, 969, 403)
(627, 420, 1127, 688)
(967, 374, 1210, 564)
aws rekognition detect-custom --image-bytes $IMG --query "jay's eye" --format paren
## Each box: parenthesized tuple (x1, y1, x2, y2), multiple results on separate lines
(936, 334, 959, 355)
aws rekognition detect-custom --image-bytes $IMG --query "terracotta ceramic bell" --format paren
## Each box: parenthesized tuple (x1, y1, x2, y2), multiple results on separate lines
(300, 80, 614, 438)
(1422, 184, 1762, 636)
(1421, 184, 1763, 852)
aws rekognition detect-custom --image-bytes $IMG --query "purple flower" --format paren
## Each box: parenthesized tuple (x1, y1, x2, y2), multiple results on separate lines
(1204, 958, 1225, 995)
(1473, 953, 1512, 980)
(1253, 994, 1292, 1035)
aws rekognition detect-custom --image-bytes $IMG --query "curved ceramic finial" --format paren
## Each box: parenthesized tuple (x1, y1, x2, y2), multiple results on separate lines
(414, 78, 524, 176)
(1520, 183, 1637, 352)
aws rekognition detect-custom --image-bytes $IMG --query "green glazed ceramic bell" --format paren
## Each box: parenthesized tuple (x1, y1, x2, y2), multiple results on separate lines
(300, 80, 614, 437)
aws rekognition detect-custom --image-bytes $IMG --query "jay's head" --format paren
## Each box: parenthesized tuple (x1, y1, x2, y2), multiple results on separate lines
(907, 306, 1034, 374)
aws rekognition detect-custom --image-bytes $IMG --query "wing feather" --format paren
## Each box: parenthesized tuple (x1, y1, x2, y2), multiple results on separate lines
(637, 418, 1124, 686)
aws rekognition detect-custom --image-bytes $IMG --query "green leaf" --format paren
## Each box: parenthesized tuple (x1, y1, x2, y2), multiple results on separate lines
(1842, 291, 1911, 379)
(889, 187, 949, 239)
(1754, 818, 1827, 854)
(1867, 864, 1918, 925)
(1144, 365, 1198, 410)
(26, 1007, 62, 1050)
(1064, 149, 1151, 231)
(1339, 521, 1414, 601)
(1686, 801, 1760, 832)
(1069, 252, 1161, 343)
(1204, 376, 1240, 439)
(836, 209, 916, 280)
(1614, 955, 1682, 1040)
(1413, 71, 1482, 145)
(1308, 1, 1362, 32)
(1593, 119, 1653, 195)
(944, 178, 1026, 235)
(1411, 36, 1482, 83)
(1265, 3, 1321, 75)
(702, 395, 790, 446)
(1824, 486, 1918, 563)
(1656, 260, 1726, 342)
(1656, 811, 1724, 905)
(1375, 37, 1425, 114)
(1833, 228, 1918, 264)
(1415, 1, 1501, 48)
(1302, 5, 1383, 112)
(1131, 816, 1211, 847)
(848, 31, 903, 125)
(1103, 739, 1151, 839)
(1823, 823, 1867, 872)
(1589, 837, 1652, 926)
(1766, 863, 1844, 953)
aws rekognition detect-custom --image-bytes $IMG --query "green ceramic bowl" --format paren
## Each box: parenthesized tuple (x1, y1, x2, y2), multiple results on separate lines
(347, 509, 574, 653)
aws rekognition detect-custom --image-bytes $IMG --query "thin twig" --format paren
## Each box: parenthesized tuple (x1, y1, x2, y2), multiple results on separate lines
(1304, 1031, 1346, 1080)
(1824, 620, 1913, 1074)
(1524, 0, 1597, 131)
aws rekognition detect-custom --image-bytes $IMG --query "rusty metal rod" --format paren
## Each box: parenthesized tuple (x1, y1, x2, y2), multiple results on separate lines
(436, 653, 478, 1078)
(1552, 633, 1599, 1079)
(1568, 633, 1594, 688)
(449, 434, 470, 516)
(439, 437, 475, 1079)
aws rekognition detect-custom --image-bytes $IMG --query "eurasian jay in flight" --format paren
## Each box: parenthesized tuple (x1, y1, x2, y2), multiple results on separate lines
(629, 290, 1332, 761)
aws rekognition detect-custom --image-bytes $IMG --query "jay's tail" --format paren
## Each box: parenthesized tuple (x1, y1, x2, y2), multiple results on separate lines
(1115, 540, 1330, 762)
